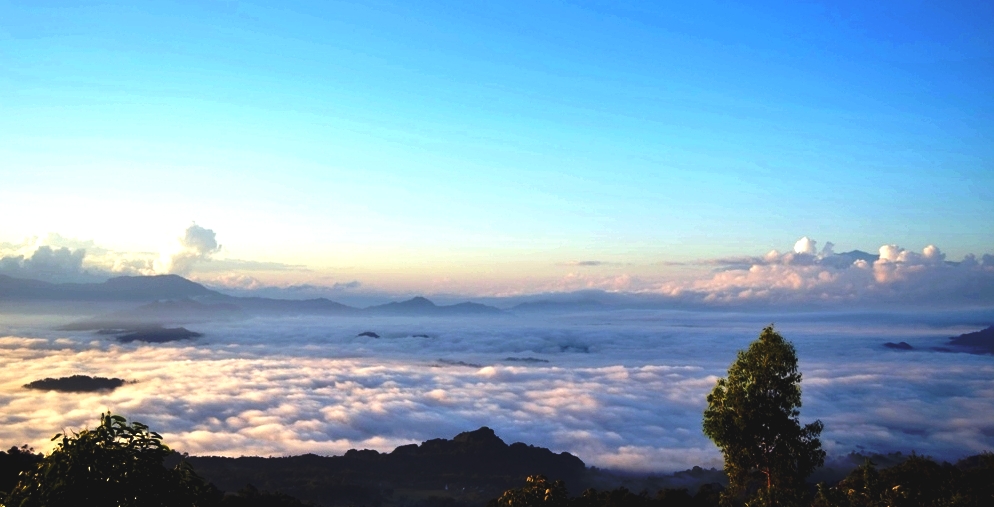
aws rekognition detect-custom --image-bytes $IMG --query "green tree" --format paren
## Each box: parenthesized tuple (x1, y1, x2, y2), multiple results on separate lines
(2, 412, 219, 507)
(703, 326, 825, 507)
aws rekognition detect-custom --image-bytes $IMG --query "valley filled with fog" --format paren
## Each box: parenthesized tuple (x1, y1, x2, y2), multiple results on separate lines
(1, 308, 991, 473)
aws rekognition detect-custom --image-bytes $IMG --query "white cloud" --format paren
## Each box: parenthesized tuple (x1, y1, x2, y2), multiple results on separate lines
(794, 237, 818, 255)
(1, 312, 991, 472)
(0, 245, 97, 283)
(161, 224, 222, 275)
(663, 238, 994, 308)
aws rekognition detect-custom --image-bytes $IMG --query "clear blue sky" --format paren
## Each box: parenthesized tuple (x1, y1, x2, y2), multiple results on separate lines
(1, 1, 991, 291)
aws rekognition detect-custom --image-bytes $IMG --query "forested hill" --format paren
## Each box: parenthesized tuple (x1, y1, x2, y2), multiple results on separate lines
(180, 427, 587, 506)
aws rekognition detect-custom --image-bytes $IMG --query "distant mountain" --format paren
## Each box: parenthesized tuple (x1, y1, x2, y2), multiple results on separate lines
(232, 296, 357, 315)
(946, 326, 994, 355)
(2, 274, 508, 329)
(511, 298, 606, 313)
(837, 250, 878, 262)
(364, 296, 502, 315)
(0, 274, 214, 301)
(59, 298, 244, 330)
(481, 289, 671, 312)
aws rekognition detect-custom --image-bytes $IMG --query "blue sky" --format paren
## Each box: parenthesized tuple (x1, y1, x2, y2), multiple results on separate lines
(1, 0, 991, 294)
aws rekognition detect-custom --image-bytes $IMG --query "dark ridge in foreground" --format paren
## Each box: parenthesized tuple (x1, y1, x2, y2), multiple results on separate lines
(115, 327, 203, 343)
(23, 375, 127, 393)
(182, 427, 586, 507)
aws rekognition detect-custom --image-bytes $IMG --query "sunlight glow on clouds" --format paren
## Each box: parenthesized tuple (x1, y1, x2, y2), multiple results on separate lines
(158, 224, 222, 275)
(656, 238, 994, 308)
(1, 313, 991, 472)
(2, 230, 993, 308)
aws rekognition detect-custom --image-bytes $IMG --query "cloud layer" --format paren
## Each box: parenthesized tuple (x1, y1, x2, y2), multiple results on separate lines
(1, 311, 991, 472)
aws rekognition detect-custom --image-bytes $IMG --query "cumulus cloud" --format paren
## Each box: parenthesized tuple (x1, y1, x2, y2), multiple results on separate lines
(0, 245, 97, 283)
(662, 238, 994, 308)
(161, 224, 222, 275)
(0, 234, 165, 282)
(794, 236, 818, 255)
(3, 312, 992, 472)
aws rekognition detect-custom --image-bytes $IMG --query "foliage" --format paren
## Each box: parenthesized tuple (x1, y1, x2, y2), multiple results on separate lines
(491, 475, 570, 507)
(702, 325, 825, 506)
(1, 412, 220, 507)
(813, 453, 994, 507)
(219, 484, 313, 506)
(0, 446, 42, 497)
(490, 478, 722, 507)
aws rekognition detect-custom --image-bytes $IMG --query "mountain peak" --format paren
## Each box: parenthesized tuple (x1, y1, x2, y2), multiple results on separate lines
(452, 426, 506, 447)
(402, 296, 436, 307)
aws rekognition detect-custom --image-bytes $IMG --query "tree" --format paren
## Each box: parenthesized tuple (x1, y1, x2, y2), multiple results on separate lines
(2, 412, 220, 507)
(489, 475, 569, 507)
(0, 445, 42, 497)
(703, 325, 824, 506)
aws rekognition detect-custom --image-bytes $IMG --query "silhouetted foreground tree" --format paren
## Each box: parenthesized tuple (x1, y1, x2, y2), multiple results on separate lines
(703, 325, 824, 506)
(488, 475, 723, 507)
(1, 412, 221, 507)
(813, 453, 994, 507)
(0, 446, 42, 497)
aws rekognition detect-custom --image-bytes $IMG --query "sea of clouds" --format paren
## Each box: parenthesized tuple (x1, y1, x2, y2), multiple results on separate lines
(1, 309, 991, 473)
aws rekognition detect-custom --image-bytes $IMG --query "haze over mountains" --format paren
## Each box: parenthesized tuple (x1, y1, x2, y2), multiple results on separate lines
(0, 273, 679, 326)
(0, 274, 505, 323)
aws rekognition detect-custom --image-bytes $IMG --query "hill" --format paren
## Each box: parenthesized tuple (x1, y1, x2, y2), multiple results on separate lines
(182, 427, 585, 506)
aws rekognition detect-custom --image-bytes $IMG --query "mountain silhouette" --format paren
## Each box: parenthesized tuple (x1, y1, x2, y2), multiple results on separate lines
(0, 274, 212, 301)
(183, 426, 585, 506)
(364, 296, 501, 315)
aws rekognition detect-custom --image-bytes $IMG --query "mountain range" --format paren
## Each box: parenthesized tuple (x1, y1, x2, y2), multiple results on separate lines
(0, 274, 511, 328)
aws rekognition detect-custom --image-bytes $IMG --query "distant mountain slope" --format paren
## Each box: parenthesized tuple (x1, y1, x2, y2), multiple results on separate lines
(364, 296, 502, 315)
(511, 299, 605, 313)
(0, 274, 216, 301)
(3, 274, 503, 328)
(232, 296, 358, 315)
(947, 325, 994, 355)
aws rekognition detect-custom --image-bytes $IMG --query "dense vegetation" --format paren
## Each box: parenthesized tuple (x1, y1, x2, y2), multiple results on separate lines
(1, 413, 218, 507)
(704, 326, 824, 506)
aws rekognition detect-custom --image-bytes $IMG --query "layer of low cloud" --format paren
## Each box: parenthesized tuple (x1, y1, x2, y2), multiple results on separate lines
(1, 312, 991, 472)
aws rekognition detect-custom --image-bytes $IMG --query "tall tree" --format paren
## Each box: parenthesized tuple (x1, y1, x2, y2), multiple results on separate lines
(703, 325, 824, 506)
